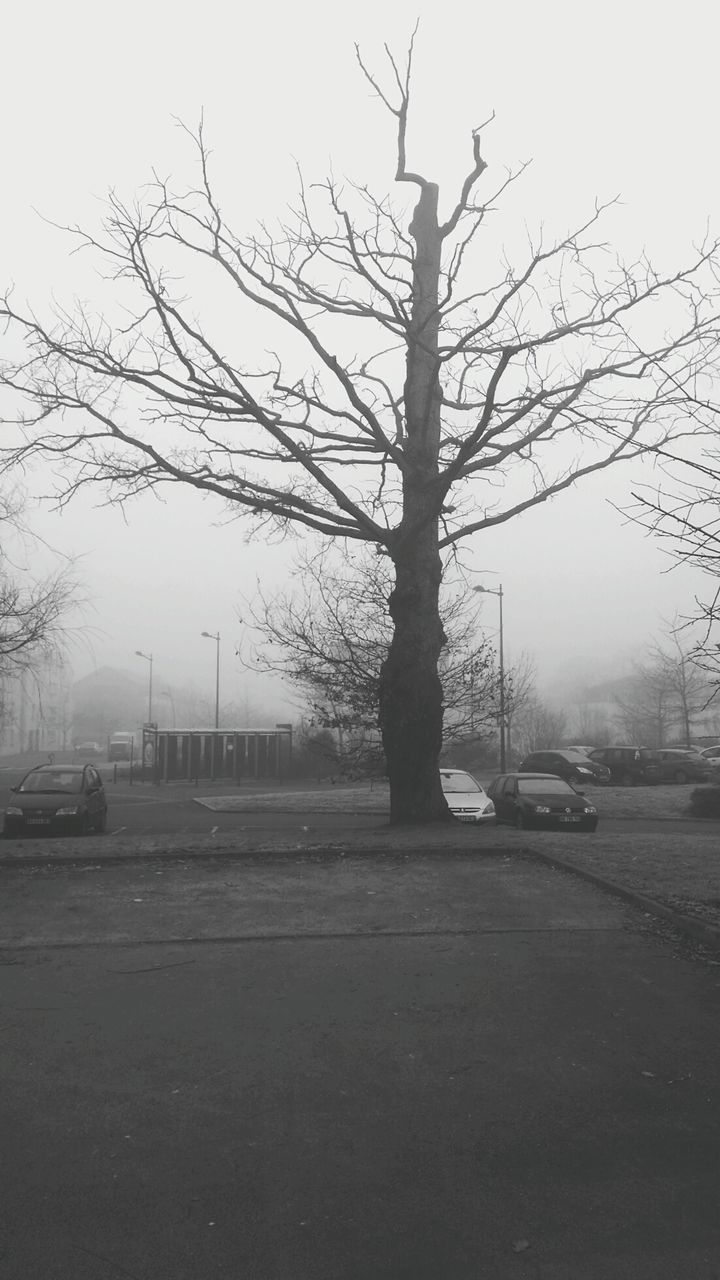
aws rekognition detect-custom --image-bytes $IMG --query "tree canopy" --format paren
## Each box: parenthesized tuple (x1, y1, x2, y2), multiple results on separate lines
(2, 33, 719, 820)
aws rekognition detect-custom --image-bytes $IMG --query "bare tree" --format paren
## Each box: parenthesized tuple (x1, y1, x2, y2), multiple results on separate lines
(653, 627, 710, 745)
(614, 626, 710, 746)
(614, 664, 674, 747)
(568, 695, 613, 747)
(2, 34, 719, 821)
(501, 651, 537, 762)
(511, 697, 567, 758)
(626, 444, 720, 682)
(0, 490, 78, 679)
(249, 546, 499, 755)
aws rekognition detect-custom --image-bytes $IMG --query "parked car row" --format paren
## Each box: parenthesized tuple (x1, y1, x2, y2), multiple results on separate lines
(440, 767, 600, 832)
(518, 745, 720, 787)
(438, 742, 720, 837)
(3, 749, 718, 841)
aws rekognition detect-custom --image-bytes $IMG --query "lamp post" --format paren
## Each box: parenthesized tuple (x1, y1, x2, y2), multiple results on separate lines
(134, 650, 153, 725)
(201, 630, 221, 729)
(473, 584, 506, 771)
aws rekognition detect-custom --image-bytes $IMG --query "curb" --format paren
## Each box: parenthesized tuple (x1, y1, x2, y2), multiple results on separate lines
(522, 845, 720, 952)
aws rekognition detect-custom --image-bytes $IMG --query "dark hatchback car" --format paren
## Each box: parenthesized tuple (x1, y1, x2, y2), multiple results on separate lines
(487, 773, 599, 832)
(3, 764, 108, 837)
(654, 749, 717, 785)
(518, 749, 610, 786)
(587, 747, 661, 786)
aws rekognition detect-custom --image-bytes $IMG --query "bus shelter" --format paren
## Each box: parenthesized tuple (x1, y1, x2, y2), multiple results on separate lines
(139, 726, 292, 784)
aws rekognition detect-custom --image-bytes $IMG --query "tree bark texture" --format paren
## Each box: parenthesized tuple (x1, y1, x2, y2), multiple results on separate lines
(379, 182, 449, 823)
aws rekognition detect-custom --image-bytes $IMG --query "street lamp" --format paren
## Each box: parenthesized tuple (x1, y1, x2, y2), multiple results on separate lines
(201, 630, 220, 729)
(134, 650, 153, 725)
(474, 584, 506, 771)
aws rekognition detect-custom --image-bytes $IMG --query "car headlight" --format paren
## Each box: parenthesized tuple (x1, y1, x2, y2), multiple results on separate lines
(5, 807, 22, 816)
(532, 805, 551, 814)
(482, 802, 495, 815)
(583, 806, 597, 815)
(577, 767, 593, 775)
(56, 805, 81, 816)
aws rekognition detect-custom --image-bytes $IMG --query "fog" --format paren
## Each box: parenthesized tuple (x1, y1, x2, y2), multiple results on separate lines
(2, 0, 717, 717)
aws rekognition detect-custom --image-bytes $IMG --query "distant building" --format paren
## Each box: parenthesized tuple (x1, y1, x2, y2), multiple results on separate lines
(71, 666, 147, 747)
(0, 654, 73, 755)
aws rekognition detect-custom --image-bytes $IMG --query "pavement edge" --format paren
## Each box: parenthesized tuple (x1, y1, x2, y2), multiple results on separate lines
(521, 844, 720, 952)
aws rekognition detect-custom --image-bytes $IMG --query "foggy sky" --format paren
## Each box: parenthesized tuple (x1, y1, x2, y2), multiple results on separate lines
(2, 0, 716, 715)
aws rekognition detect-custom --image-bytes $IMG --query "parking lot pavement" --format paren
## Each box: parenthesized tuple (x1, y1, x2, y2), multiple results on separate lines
(2, 855, 720, 1278)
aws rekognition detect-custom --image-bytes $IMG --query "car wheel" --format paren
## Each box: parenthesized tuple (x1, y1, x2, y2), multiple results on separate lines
(94, 809, 107, 834)
(514, 810, 525, 830)
(81, 812, 93, 836)
(673, 769, 689, 784)
(620, 772, 635, 787)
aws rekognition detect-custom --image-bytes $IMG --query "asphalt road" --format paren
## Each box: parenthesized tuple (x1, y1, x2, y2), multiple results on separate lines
(2, 854, 720, 1278)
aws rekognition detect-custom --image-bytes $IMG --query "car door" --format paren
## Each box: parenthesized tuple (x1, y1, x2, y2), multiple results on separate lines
(489, 776, 507, 820)
(656, 751, 671, 781)
(496, 776, 518, 822)
(545, 753, 570, 780)
(85, 767, 104, 822)
(601, 749, 619, 781)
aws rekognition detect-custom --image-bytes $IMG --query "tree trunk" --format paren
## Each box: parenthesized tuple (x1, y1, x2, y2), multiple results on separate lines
(380, 523, 448, 823)
(379, 179, 450, 824)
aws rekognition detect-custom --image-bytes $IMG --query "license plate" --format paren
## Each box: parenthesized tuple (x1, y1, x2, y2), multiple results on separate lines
(559, 815, 581, 823)
(27, 818, 51, 825)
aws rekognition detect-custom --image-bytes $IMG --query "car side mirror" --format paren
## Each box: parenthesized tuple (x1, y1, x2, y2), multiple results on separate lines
(9, 785, 17, 793)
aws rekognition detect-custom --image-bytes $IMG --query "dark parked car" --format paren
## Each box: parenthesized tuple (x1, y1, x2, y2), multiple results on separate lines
(486, 773, 599, 832)
(3, 764, 107, 837)
(587, 746, 661, 786)
(518, 749, 610, 786)
(654, 749, 718, 784)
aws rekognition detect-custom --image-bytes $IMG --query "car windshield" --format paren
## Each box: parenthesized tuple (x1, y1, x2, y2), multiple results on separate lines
(561, 749, 589, 759)
(518, 777, 576, 795)
(440, 773, 483, 794)
(19, 771, 83, 794)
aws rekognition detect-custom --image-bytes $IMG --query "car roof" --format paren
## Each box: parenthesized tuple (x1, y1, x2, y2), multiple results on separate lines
(500, 772, 570, 780)
(28, 764, 88, 774)
(440, 767, 474, 776)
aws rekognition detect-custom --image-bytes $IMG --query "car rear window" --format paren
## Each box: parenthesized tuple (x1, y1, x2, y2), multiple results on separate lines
(517, 777, 575, 795)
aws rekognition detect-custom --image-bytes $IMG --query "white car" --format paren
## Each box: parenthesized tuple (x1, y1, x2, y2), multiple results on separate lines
(440, 767, 496, 824)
